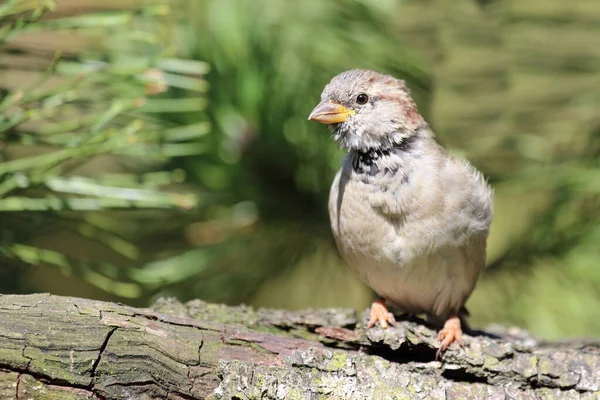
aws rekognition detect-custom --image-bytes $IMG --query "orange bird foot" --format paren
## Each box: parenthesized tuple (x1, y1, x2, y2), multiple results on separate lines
(436, 315, 464, 359)
(367, 299, 396, 329)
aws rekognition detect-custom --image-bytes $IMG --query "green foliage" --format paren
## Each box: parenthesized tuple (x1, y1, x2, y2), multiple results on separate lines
(0, 0, 210, 299)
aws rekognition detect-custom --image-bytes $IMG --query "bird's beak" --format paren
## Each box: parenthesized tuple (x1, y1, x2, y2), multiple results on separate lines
(308, 101, 354, 124)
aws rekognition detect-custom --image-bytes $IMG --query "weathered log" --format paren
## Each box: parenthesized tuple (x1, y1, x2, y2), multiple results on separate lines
(0, 294, 598, 399)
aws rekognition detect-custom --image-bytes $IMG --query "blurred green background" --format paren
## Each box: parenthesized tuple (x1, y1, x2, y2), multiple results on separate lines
(1, 0, 599, 339)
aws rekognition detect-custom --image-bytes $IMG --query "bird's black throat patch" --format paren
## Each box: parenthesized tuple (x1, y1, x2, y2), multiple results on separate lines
(352, 136, 415, 177)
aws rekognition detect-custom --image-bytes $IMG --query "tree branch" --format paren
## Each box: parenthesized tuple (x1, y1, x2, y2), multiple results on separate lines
(0, 294, 597, 399)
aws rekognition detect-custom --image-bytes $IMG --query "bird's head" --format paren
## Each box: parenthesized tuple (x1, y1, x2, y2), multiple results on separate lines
(308, 69, 422, 152)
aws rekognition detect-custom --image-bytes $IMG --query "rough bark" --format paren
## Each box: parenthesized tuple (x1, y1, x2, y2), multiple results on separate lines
(0, 294, 598, 399)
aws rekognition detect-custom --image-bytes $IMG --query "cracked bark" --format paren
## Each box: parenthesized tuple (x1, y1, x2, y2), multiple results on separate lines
(0, 294, 598, 399)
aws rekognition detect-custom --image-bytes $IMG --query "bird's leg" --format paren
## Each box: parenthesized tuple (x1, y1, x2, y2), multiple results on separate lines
(436, 314, 463, 359)
(367, 298, 395, 329)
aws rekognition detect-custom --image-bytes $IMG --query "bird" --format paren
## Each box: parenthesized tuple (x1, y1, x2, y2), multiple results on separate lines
(308, 69, 493, 356)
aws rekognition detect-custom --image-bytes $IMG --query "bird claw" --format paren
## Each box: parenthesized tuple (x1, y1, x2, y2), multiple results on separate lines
(436, 315, 463, 360)
(367, 299, 395, 329)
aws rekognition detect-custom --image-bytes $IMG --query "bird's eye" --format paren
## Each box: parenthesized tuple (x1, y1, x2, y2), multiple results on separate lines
(356, 93, 369, 105)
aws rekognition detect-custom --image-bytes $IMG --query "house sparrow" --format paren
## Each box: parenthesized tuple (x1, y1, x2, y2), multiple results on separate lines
(308, 70, 493, 356)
